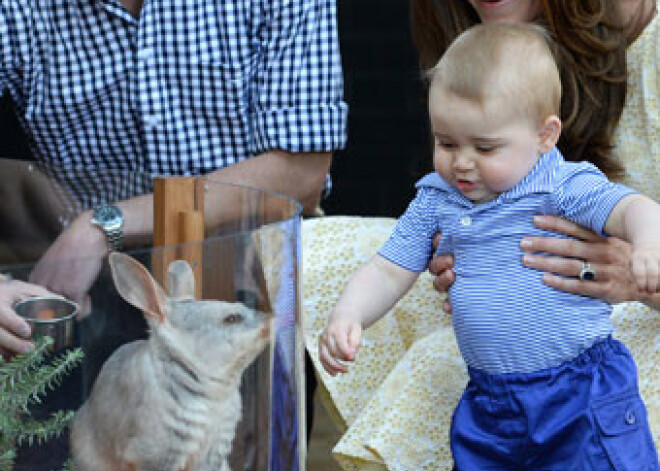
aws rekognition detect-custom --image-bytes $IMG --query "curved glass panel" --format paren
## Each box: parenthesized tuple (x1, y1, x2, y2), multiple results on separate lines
(0, 158, 303, 471)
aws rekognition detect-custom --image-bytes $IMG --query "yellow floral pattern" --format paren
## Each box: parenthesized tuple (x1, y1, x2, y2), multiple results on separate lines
(302, 6, 660, 470)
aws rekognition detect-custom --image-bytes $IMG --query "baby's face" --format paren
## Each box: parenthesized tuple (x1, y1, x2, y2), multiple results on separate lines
(429, 85, 542, 204)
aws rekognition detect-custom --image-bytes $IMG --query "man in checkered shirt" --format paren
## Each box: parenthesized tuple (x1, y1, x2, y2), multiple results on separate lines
(0, 0, 346, 294)
(1, 1, 346, 469)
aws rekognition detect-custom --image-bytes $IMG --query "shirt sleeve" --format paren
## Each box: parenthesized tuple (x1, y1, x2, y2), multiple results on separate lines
(0, 5, 12, 96)
(553, 164, 638, 236)
(378, 186, 442, 272)
(252, 0, 348, 154)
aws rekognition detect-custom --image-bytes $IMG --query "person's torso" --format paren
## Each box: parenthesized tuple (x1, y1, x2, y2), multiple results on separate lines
(434, 190, 613, 374)
(2, 0, 263, 176)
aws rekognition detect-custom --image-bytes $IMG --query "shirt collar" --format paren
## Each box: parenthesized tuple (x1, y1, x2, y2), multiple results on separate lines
(500, 147, 563, 201)
(70, 0, 138, 25)
(415, 146, 565, 205)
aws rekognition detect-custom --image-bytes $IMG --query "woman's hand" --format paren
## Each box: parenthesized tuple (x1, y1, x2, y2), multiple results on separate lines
(0, 279, 60, 358)
(428, 232, 454, 313)
(520, 215, 659, 308)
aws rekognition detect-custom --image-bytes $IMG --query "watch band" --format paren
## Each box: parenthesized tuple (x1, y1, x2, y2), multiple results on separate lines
(106, 227, 123, 252)
(91, 204, 124, 252)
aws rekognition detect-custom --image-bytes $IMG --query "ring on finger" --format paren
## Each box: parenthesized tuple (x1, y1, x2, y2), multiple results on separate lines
(578, 261, 596, 281)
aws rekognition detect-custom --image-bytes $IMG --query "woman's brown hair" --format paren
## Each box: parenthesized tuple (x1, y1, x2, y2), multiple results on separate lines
(411, 0, 628, 179)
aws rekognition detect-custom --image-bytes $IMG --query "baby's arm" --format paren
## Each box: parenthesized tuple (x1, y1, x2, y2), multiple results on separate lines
(605, 194, 660, 293)
(318, 254, 419, 376)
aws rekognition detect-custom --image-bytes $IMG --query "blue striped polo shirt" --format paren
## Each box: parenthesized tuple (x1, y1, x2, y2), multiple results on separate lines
(379, 148, 637, 374)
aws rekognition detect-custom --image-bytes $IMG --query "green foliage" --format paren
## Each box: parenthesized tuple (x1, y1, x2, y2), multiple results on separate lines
(0, 337, 83, 471)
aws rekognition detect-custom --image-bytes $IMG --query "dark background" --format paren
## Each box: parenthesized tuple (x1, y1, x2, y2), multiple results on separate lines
(0, 0, 431, 219)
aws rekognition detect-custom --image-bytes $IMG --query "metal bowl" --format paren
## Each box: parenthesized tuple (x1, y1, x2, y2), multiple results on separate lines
(14, 296, 78, 351)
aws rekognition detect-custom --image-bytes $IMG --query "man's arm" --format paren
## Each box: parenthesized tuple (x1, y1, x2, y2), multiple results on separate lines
(120, 149, 332, 244)
(203, 150, 332, 218)
(28, 149, 332, 303)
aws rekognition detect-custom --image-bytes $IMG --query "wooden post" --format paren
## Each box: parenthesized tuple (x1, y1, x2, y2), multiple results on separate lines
(152, 177, 205, 297)
(179, 210, 204, 299)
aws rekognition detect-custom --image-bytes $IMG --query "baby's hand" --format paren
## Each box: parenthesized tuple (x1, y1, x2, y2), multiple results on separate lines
(318, 314, 362, 376)
(631, 242, 660, 293)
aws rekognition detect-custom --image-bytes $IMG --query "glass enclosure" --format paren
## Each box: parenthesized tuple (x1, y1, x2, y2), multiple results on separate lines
(0, 158, 304, 471)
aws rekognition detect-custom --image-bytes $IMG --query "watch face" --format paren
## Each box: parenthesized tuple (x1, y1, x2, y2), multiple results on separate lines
(92, 205, 123, 229)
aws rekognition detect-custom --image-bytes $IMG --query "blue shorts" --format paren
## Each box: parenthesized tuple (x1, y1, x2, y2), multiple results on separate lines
(450, 337, 659, 471)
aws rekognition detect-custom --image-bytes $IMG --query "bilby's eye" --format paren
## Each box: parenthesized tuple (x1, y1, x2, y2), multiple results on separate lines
(223, 313, 244, 325)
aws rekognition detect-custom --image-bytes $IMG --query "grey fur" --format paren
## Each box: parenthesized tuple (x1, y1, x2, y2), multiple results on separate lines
(71, 252, 271, 471)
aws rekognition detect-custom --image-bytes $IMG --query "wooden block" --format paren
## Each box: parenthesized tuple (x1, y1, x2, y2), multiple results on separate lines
(178, 210, 204, 299)
(152, 177, 202, 291)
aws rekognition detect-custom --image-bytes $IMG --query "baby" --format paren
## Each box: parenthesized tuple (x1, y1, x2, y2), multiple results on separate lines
(320, 23, 660, 470)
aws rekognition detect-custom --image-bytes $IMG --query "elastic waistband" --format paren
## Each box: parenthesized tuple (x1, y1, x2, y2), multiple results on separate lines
(467, 336, 629, 391)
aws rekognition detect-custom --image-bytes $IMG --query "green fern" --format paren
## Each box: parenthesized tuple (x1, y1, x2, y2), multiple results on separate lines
(0, 336, 83, 471)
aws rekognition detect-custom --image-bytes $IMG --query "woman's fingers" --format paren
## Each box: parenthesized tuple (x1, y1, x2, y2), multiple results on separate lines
(442, 299, 452, 314)
(432, 267, 454, 293)
(522, 253, 604, 279)
(530, 215, 604, 243)
(539, 273, 614, 300)
(521, 235, 598, 261)
(428, 254, 453, 277)
(431, 232, 443, 252)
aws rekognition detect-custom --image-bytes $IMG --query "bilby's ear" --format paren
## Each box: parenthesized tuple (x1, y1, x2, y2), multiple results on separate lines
(109, 252, 168, 323)
(538, 115, 561, 153)
(167, 260, 195, 300)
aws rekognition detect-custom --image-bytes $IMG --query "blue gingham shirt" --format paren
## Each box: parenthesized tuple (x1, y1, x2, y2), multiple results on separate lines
(0, 0, 347, 205)
(379, 148, 637, 374)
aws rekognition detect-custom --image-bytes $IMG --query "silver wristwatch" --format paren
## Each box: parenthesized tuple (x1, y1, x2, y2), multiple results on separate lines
(91, 204, 124, 251)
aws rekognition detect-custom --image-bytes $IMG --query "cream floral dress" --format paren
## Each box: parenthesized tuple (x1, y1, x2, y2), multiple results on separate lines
(302, 6, 660, 471)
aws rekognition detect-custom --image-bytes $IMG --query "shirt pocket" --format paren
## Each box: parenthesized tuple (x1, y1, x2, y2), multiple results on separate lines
(24, 56, 129, 135)
(177, 60, 251, 122)
(592, 392, 658, 471)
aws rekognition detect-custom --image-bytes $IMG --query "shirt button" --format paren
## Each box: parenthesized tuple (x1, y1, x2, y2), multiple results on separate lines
(137, 48, 154, 60)
(460, 215, 472, 227)
(625, 409, 636, 425)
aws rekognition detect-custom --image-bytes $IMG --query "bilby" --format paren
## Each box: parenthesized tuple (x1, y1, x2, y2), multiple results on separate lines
(71, 252, 271, 471)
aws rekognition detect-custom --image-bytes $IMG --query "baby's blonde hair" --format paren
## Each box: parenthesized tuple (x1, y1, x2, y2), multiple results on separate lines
(428, 23, 561, 125)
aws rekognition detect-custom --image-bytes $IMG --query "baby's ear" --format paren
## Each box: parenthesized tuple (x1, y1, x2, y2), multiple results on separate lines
(538, 115, 561, 153)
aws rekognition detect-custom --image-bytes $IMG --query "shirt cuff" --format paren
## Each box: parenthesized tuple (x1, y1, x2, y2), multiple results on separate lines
(252, 102, 348, 154)
(594, 187, 639, 236)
